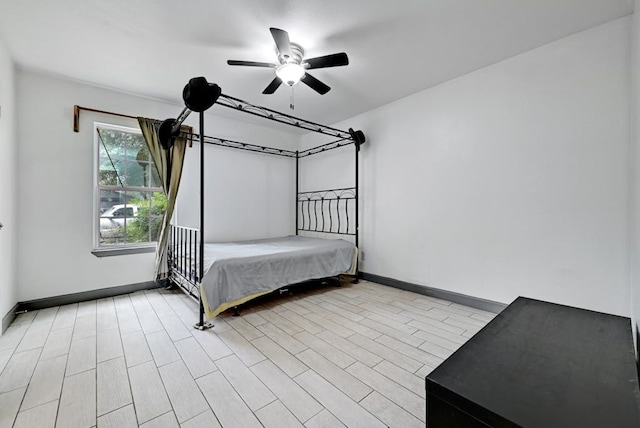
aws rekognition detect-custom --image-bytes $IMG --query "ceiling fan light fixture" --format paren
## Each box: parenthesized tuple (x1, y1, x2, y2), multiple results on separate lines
(276, 63, 305, 86)
(227, 28, 346, 96)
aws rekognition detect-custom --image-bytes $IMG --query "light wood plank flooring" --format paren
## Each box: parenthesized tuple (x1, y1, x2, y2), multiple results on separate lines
(0, 280, 494, 427)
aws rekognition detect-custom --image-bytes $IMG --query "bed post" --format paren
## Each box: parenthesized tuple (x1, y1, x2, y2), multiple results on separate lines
(295, 150, 299, 236)
(353, 141, 360, 284)
(195, 111, 212, 330)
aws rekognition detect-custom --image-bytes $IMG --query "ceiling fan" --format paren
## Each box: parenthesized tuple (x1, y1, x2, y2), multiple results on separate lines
(227, 28, 349, 96)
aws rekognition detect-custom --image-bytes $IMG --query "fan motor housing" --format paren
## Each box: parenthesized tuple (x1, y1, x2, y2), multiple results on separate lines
(278, 43, 304, 65)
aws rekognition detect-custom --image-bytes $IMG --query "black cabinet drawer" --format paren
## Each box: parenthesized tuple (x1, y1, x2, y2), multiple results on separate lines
(426, 297, 640, 427)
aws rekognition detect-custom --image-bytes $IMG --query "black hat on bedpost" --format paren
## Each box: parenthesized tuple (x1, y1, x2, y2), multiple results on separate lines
(183, 77, 221, 113)
(158, 118, 177, 150)
(348, 128, 366, 152)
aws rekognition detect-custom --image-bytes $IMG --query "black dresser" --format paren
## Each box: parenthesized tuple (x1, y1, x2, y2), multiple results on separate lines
(426, 297, 640, 427)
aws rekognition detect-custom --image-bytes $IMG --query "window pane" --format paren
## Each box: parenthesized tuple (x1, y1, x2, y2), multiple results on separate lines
(123, 191, 148, 244)
(98, 129, 127, 160)
(122, 191, 166, 244)
(98, 128, 127, 186)
(98, 157, 120, 186)
(127, 215, 150, 244)
(98, 129, 155, 188)
(99, 190, 127, 246)
(123, 160, 146, 187)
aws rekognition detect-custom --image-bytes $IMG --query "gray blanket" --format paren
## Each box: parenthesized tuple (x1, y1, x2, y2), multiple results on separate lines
(200, 235, 356, 317)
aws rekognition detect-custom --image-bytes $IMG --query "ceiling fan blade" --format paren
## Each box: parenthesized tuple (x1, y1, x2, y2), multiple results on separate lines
(270, 27, 291, 58)
(301, 73, 330, 95)
(227, 60, 276, 68)
(305, 52, 349, 70)
(262, 77, 283, 94)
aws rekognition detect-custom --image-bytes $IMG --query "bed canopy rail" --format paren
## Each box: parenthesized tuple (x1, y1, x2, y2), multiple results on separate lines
(179, 132, 298, 158)
(215, 94, 351, 139)
(176, 132, 355, 158)
(161, 95, 352, 145)
(73, 105, 355, 158)
(298, 137, 351, 158)
(157, 76, 365, 329)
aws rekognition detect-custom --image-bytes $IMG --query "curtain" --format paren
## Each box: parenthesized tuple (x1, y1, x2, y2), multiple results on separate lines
(138, 117, 189, 279)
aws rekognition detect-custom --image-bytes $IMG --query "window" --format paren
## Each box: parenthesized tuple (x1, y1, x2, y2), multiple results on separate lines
(94, 123, 166, 253)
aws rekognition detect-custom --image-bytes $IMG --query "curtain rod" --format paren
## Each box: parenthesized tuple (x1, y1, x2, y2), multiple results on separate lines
(73, 105, 195, 147)
(73, 105, 140, 132)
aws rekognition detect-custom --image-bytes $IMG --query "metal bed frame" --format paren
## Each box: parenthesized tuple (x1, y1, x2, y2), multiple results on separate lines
(162, 78, 366, 330)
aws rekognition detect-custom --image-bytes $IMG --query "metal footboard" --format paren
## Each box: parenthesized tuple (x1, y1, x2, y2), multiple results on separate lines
(168, 225, 201, 301)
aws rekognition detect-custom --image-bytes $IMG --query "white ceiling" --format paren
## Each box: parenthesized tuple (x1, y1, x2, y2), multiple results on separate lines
(0, 0, 633, 129)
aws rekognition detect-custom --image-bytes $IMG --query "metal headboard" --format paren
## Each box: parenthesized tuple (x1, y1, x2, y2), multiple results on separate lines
(297, 187, 356, 236)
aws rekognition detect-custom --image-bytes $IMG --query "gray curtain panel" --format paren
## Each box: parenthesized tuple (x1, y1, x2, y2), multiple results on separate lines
(138, 117, 188, 279)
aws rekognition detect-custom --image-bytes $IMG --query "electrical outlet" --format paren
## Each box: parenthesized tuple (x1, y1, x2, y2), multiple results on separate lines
(360, 250, 366, 261)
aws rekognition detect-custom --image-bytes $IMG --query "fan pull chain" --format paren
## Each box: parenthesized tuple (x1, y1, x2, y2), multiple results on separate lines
(290, 86, 295, 110)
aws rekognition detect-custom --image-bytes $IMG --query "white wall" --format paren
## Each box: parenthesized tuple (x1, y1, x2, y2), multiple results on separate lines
(17, 71, 298, 302)
(0, 34, 18, 320)
(302, 17, 632, 316)
(176, 121, 296, 242)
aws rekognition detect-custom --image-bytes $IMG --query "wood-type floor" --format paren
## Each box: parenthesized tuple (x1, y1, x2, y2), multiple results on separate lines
(0, 280, 493, 427)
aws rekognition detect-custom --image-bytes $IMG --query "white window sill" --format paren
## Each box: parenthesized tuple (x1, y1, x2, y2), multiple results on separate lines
(92, 246, 156, 258)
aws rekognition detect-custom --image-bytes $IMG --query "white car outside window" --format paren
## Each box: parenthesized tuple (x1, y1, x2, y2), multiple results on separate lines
(100, 204, 138, 237)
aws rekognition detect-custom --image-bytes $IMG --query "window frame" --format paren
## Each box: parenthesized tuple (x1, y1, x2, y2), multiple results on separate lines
(92, 122, 163, 256)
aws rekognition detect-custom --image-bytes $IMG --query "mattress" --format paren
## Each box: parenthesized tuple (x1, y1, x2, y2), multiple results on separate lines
(194, 235, 357, 318)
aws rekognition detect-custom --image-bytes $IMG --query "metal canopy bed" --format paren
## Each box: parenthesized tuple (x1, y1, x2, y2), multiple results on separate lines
(161, 77, 366, 330)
